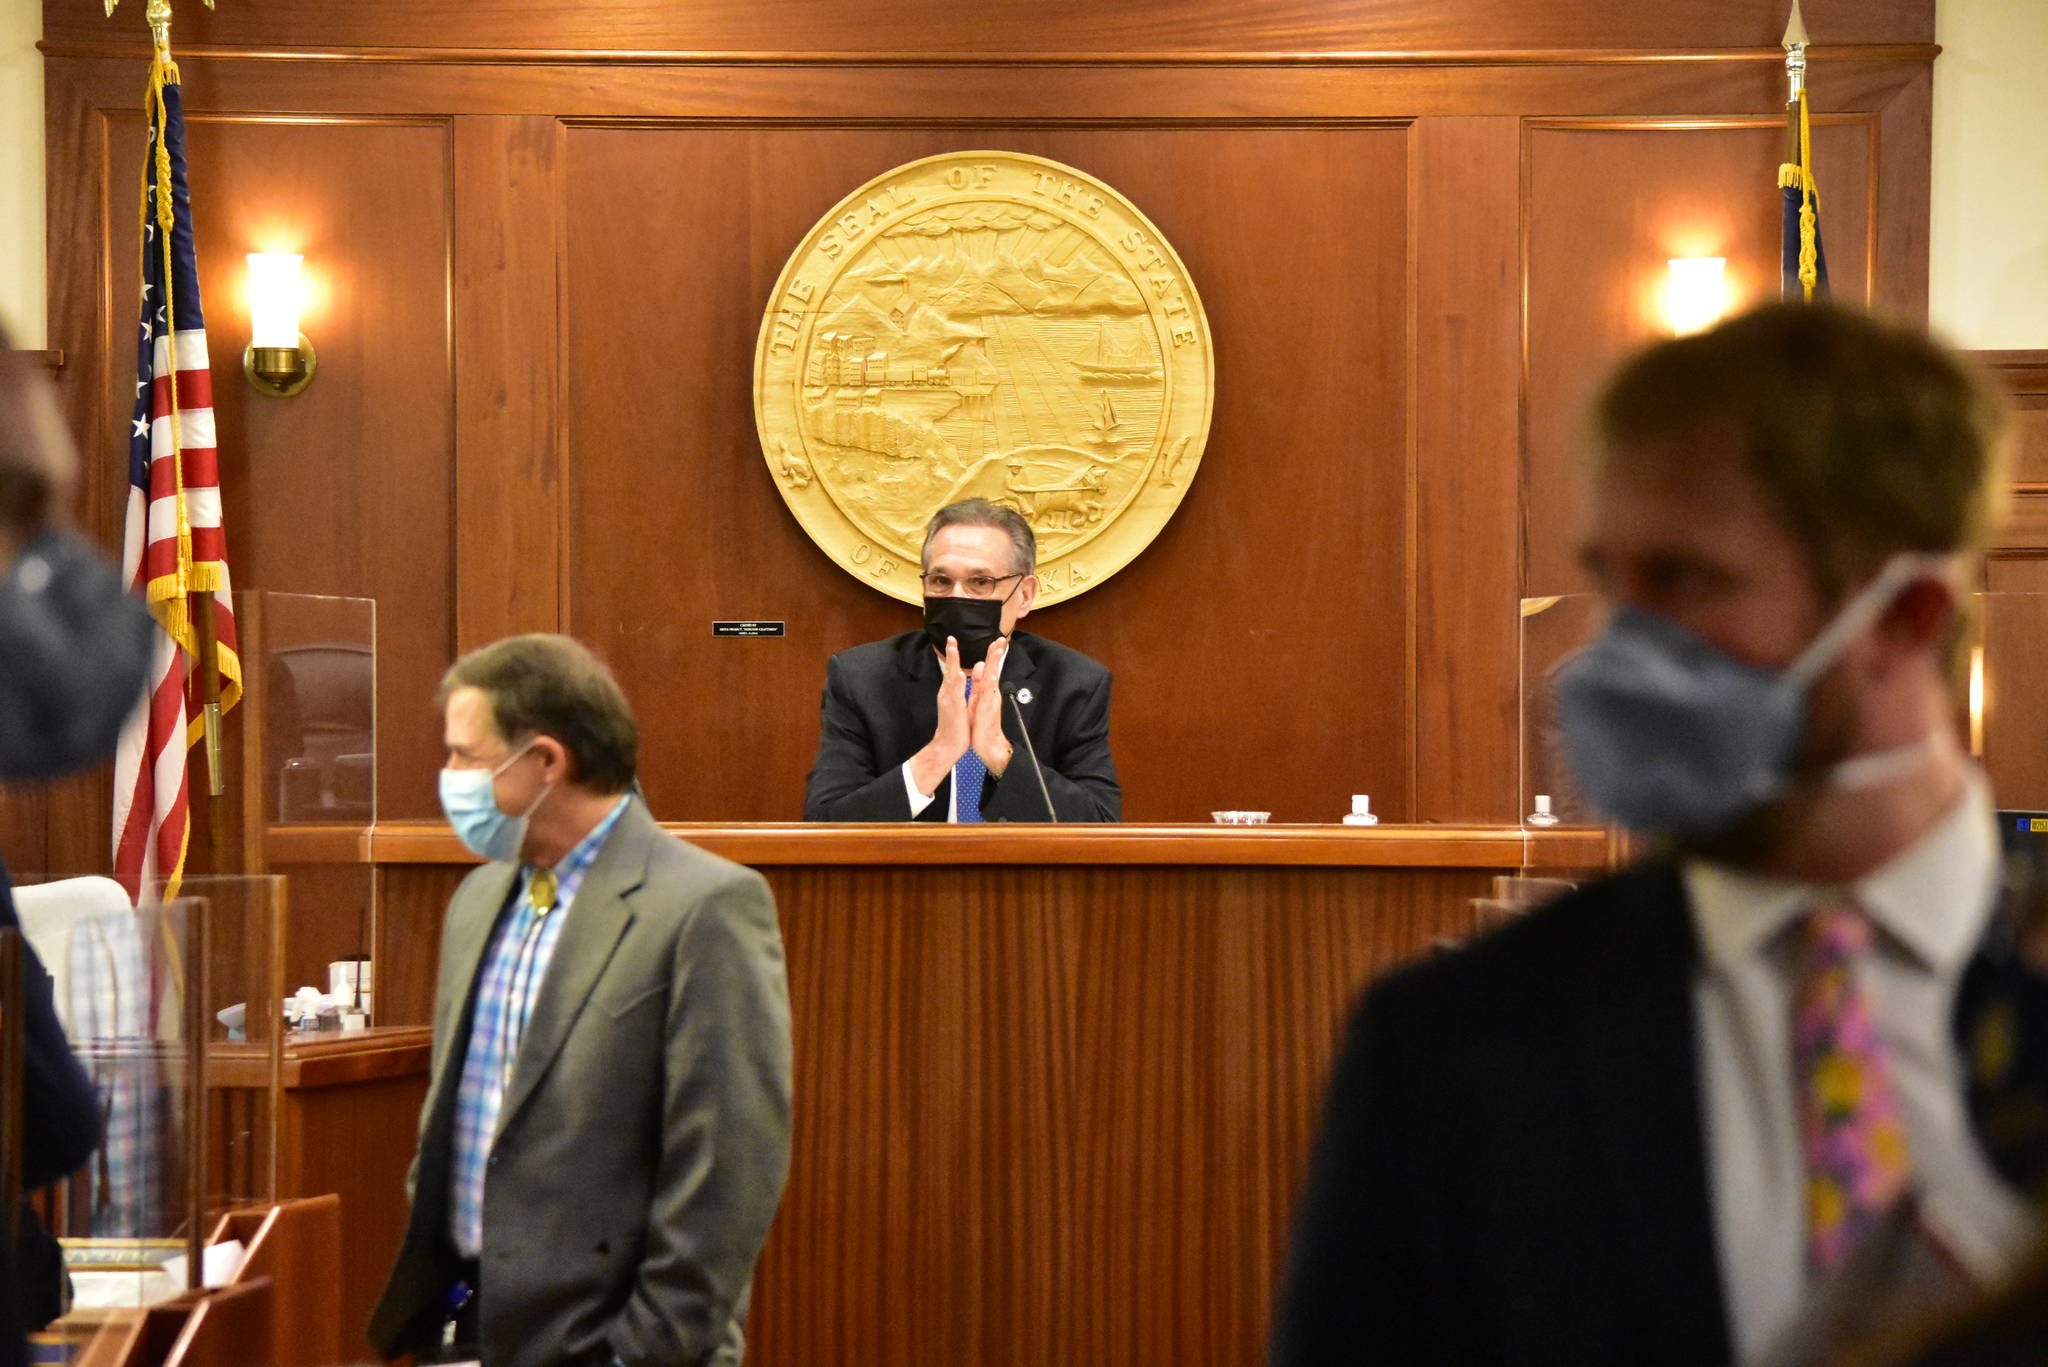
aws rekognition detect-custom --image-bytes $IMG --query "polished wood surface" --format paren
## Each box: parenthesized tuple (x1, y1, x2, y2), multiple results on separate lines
(751, 858, 1494, 1367)
(210, 1195, 344, 1367)
(208, 1031, 431, 1358)
(43, 0, 1932, 55)
(276, 817, 1610, 868)
(307, 830, 1583, 1367)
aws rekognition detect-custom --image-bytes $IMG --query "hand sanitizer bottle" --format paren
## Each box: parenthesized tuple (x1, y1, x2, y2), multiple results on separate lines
(1525, 794, 1561, 827)
(1342, 794, 1378, 826)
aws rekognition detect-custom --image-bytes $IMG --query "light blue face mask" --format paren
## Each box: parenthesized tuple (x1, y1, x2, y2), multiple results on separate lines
(1552, 554, 1938, 841)
(438, 741, 553, 864)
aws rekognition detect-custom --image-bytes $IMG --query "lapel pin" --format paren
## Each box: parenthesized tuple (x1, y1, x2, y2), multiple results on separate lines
(1015, 688, 1033, 705)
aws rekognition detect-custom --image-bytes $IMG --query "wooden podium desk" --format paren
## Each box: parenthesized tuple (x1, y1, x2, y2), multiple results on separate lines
(266, 820, 1611, 1367)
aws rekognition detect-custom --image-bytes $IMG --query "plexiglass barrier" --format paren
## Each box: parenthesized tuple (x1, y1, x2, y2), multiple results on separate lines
(257, 592, 376, 827)
(1518, 593, 1604, 830)
(22, 894, 213, 1329)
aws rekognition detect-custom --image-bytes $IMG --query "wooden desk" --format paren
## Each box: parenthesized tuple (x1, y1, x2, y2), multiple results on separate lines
(209, 1029, 431, 1356)
(266, 821, 1611, 1367)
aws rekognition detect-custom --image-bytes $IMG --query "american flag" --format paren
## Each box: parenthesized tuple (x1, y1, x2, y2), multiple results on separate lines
(112, 61, 242, 902)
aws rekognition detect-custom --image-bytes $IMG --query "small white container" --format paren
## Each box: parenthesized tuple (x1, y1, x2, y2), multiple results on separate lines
(1525, 794, 1561, 828)
(1341, 795, 1378, 826)
(329, 958, 374, 1020)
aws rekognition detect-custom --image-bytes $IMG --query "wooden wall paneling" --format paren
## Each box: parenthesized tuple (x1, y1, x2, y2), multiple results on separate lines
(42, 53, 1937, 127)
(1409, 116, 1522, 823)
(746, 860, 1489, 1367)
(561, 124, 1411, 823)
(1521, 117, 1876, 600)
(1981, 557, 2048, 811)
(1869, 65, 1932, 320)
(1982, 350, 2048, 487)
(373, 864, 469, 1027)
(96, 107, 459, 822)
(453, 115, 563, 650)
(44, 0, 1934, 57)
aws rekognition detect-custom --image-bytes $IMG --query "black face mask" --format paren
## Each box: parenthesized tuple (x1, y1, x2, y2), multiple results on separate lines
(0, 530, 154, 781)
(922, 595, 1006, 669)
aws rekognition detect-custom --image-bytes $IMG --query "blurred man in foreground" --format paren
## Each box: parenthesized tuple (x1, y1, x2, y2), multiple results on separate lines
(0, 330, 151, 1367)
(371, 634, 791, 1366)
(1275, 305, 2033, 1365)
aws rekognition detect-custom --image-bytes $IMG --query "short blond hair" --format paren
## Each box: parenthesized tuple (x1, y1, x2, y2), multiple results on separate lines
(1590, 303, 2011, 602)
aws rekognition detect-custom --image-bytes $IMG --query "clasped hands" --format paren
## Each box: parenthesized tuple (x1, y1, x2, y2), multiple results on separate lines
(908, 635, 1011, 799)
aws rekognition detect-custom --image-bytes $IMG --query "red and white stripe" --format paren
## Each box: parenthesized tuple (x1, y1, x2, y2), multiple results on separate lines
(112, 327, 237, 900)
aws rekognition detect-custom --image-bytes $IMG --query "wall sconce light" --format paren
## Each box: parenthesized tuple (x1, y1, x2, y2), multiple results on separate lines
(1663, 257, 1729, 336)
(244, 252, 316, 396)
(1969, 643, 1987, 758)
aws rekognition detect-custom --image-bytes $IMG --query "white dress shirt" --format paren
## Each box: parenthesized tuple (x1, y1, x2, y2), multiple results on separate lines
(1685, 772, 2034, 1364)
(902, 760, 957, 821)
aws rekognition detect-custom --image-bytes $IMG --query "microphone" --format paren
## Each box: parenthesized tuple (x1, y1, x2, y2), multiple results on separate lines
(1002, 681, 1059, 822)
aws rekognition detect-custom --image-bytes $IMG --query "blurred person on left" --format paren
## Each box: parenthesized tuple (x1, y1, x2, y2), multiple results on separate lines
(0, 329, 151, 1367)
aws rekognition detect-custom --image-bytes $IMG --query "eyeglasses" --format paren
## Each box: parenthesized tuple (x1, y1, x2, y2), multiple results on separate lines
(920, 571, 1024, 599)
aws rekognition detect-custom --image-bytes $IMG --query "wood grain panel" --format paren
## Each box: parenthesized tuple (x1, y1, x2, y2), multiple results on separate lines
(561, 125, 1410, 823)
(1410, 116, 1522, 823)
(748, 859, 1487, 1367)
(40, 52, 1935, 126)
(100, 113, 457, 821)
(1522, 118, 1876, 598)
(45, 0, 1933, 56)
(295, 818, 1612, 870)
(454, 116, 563, 649)
(1981, 557, 2048, 811)
(1979, 350, 2048, 488)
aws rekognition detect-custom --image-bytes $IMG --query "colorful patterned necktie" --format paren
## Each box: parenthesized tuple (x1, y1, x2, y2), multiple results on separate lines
(1792, 901, 1912, 1275)
(953, 678, 986, 823)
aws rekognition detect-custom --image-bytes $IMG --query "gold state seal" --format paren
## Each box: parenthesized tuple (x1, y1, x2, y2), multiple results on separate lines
(755, 151, 1214, 605)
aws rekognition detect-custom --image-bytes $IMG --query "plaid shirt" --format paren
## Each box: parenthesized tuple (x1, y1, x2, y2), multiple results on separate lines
(448, 796, 630, 1257)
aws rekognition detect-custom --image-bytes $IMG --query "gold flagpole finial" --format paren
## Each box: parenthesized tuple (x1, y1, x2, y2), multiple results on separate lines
(1781, 0, 1810, 102)
(103, 0, 218, 45)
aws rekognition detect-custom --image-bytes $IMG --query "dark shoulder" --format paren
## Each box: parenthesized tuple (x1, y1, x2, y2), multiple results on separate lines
(1368, 857, 1690, 1025)
(827, 630, 924, 682)
(1012, 632, 1110, 688)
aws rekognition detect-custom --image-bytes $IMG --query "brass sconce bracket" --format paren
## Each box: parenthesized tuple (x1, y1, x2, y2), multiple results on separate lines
(244, 334, 316, 397)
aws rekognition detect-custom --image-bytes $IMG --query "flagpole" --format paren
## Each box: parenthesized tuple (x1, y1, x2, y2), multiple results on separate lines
(120, 0, 230, 873)
(1782, 0, 1808, 166)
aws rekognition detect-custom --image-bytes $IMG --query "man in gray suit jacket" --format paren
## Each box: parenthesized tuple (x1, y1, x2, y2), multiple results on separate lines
(369, 634, 791, 1367)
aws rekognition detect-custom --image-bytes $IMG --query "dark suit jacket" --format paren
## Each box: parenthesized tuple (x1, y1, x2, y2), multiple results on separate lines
(1, 862, 101, 1367)
(1272, 859, 1733, 1366)
(803, 629, 1121, 823)
(369, 802, 791, 1367)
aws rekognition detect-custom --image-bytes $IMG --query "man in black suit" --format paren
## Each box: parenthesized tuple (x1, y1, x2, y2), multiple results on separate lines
(1274, 305, 2032, 1365)
(804, 499, 1120, 822)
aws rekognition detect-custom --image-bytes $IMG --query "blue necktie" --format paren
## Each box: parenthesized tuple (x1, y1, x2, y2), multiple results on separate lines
(954, 679, 986, 823)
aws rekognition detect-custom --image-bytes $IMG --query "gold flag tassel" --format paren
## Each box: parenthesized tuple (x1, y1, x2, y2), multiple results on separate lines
(1779, 1, 1821, 302)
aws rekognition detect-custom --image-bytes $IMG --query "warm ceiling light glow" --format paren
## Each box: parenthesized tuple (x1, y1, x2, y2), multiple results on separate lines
(246, 252, 305, 349)
(1664, 257, 1728, 336)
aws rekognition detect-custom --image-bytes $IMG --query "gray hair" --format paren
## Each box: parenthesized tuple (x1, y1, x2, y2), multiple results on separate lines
(921, 498, 1036, 575)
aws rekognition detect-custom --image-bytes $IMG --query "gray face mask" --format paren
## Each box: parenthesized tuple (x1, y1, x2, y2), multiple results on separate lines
(1551, 554, 1936, 841)
(0, 530, 154, 781)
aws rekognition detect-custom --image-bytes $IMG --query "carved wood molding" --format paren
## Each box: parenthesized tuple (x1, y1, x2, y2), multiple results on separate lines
(37, 40, 1943, 69)
(1974, 349, 2048, 398)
